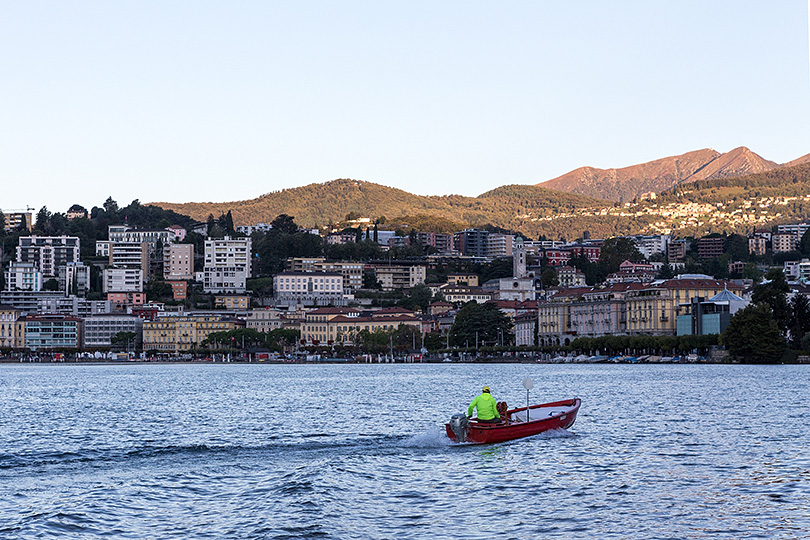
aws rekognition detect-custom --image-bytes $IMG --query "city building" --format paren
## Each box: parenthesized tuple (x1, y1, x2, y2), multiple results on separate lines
(776, 223, 810, 240)
(107, 225, 174, 255)
(697, 237, 725, 259)
(57, 262, 90, 297)
(748, 235, 767, 256)
(545, 248, 573, 266)
(243, 308, 286, 333)
(514, 312, 537, 347)
(453, 229, 489, 258)
(273, 272, 345, 306)
(438, 284, 492, 304)
(486, 233, 514, 258)
(632, 234, 670, 259)
(65, 204, 88, 220)
(38, 296, 111, 318)
(166, 225, 187, 242)
(202, 236, 252, 294)
(570, 244, 601, 263)
(2, 211, 33, 232)
(416, 232, 455, 254)
(667, 239, 688, 262)
(625, 278, 742, 336)
(236, 223, 273, 235)
(110, 242, 149, 272)
(103, 268, 144, 294)
(447, 273, 479, 287)
(483, 277, 536, 302)
(373, 264, 426, 291)
(166, 280, 188, 301)
(215, 295, 250, 310)
(20, 314, 82, 350)
(556, 266, 586, 287)
(4, 262, 42, 291)
(164, 243, 195, 280)
(142, 313, 245, 352)
(286, 258, 363, 292)
(300, 307, 421, 346)
(676, 289, 747, 336)
(16, 236, 81, 277)
(83, 314, 144, 348)
(0, 306, 22, 349)
(772, 233, 797, 253)
(0, 290, 65, 314)
(107, 292, 147, 310)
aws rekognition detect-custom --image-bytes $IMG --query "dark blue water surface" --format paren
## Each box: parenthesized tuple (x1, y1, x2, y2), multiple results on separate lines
(1, 363, 808, 539)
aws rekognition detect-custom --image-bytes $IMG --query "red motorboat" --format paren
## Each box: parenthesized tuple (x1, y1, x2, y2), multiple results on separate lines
(446, 398, 581, 444)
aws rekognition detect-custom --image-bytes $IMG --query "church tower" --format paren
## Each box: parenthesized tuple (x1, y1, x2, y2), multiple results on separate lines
(513, 237, 527, 278)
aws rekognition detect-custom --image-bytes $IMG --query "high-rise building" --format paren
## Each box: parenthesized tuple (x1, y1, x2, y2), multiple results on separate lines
(164, 243, 195, 280)
(16, 236, 81, 277)
(203, 236, 252, 293)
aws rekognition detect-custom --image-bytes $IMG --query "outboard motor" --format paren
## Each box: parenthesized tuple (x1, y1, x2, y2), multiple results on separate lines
(449, 413, 470, 442)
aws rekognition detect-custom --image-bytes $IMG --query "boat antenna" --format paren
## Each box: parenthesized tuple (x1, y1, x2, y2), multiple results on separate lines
(522, 376, 534, 421)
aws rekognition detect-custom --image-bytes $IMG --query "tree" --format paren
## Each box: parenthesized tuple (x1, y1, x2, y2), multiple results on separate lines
(800, 228, 810, 257)
(751, 269, 790, 333)
(402, 283, 433, 312)
(35, 207, 51, 233)
(219, 211, 235, 235)
(246, 277, 274, 305)
(450, 302, 513, 348)
(540, 267, 559, 288)
(657, 262, 675, 280)
(111, 331, 137, 350)
(788, 294, 810, 349)
(599, 237, 644, 274)
(271, 214, 298, 234)
(42, 278, 59, 291)
(721, 304, 786, 363)
(103, 197, 119, 216)
(724, 234, 749, 261)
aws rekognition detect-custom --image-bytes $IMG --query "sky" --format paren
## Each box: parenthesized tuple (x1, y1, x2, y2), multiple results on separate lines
(2, 1, 809, 213)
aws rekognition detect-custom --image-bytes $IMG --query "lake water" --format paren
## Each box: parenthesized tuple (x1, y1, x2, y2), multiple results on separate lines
(1, 363, 808, 539)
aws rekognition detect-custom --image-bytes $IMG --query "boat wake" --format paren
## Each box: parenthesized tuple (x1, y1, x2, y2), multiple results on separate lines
(402, 425, 454, 448)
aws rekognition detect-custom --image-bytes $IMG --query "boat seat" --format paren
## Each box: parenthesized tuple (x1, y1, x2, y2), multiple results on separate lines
(497, 401, 508, 422)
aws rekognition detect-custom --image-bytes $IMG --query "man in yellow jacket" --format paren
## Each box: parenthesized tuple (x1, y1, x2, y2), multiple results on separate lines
(467, 385, 501, 423)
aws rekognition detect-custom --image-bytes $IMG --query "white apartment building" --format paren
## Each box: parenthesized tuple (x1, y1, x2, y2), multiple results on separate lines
(373, 264, 426, 291)
(243, 308, 285, 333)
(38, 296, 112, 318)
(108, 225, 174, 255)
(103, 268, 144, 293)
(83, 314, 144, 348)
(748, 235, 767, 256)
(164, 243, 194, 280)
(632, 234, 670, 259)
(110, 242, 149, 275)
(4, 262, 42, 291)
(777, 223, 810, 240)
(16, 236, 81, 277)
(486, 234, 515, 259)
(203, 236, 252, 294)
(236, 223, 273, 235)
(772, 233, 797, 253)
(273, 272, 345, 306)
(286, 258, 363, 292)
(58, 262, 90, 297)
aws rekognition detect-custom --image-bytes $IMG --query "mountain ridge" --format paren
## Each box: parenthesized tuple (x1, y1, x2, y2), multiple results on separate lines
(149, 149, 810, 240)
(537, 146, 782, 202)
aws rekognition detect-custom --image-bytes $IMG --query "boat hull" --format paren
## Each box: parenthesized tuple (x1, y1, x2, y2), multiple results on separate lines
(446, 398, 580, 444)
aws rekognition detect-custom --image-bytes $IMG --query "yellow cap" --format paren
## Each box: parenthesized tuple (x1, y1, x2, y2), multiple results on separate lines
(482, 386, 490, 393)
